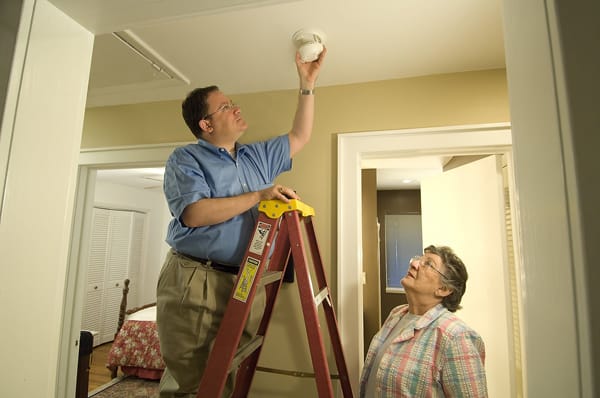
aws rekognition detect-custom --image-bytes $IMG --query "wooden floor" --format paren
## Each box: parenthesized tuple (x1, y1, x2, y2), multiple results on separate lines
(88, 342, 118, 392)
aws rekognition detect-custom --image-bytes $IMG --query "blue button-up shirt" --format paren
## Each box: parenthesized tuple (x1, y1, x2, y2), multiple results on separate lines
(164, 134, 292, 265)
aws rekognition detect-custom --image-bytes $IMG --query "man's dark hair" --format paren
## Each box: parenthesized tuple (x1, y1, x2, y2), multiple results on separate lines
(424, 245, 468, 312)
(181, 85, 219, 139)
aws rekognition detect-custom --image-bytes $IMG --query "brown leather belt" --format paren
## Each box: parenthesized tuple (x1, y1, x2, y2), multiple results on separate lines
(172, 250, 239, 275)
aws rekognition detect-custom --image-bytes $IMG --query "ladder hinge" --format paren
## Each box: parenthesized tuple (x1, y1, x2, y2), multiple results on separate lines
(258, 199, 315, 219)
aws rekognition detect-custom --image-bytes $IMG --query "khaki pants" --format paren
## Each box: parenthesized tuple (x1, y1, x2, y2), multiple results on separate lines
(156, 250, 266, 398)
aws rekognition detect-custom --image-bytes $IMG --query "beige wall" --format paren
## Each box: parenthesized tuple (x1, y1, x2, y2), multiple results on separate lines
(83, 68, 509, 148)
(82, 68, 509, 280)
(81, 68, 509, 396)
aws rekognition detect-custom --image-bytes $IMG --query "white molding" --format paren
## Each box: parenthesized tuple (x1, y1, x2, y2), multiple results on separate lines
(79, 141, 191, 166)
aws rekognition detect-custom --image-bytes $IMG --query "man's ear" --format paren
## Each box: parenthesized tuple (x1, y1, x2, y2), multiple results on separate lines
(199, 119, 211, 133)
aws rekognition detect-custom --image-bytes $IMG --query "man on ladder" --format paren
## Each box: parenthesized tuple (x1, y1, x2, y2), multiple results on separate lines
(156, 47, 327, 397)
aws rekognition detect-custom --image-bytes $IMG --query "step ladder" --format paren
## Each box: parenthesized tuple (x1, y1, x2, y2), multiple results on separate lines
(197, 199, 353, 398)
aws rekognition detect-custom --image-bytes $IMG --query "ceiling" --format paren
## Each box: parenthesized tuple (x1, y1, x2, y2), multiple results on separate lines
(50, 0, 506, 189)
(96, 167, 165, 190)
(49, 0, 505, 107)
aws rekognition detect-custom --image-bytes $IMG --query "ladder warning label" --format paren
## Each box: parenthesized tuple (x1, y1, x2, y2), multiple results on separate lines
(233, 256, 260, 303)
(249, 221, 271, 255)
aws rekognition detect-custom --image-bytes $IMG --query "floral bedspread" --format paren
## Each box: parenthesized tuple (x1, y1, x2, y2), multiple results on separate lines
(106, 320, 165, 380)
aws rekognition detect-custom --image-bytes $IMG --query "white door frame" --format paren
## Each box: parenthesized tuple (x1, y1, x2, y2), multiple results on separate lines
(337, 122, 513, 394)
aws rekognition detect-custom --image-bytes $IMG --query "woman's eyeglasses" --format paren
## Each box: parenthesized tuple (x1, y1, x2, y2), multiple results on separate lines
(410, 255, 448, 280)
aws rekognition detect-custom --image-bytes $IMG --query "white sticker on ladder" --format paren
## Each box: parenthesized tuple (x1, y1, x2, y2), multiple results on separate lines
(249, 221, 271, 255)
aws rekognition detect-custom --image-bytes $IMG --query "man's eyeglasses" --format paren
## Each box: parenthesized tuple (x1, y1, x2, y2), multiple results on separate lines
(203, 102, 238, 120)
(410, 255, 448, 280)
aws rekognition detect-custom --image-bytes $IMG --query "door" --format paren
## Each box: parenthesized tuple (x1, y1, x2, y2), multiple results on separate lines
(81, 208, 109, 345)
(421, 155, 513, 397)
(81, 208, 146, 346)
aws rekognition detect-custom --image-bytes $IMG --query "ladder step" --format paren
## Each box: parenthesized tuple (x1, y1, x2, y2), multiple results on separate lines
(229, 335, 264, 372)
(256, 366, 341, 379)
(314, 288, 329, 307)
(260, 270, 283, 286)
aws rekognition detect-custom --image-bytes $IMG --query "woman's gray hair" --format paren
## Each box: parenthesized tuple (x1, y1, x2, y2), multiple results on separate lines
(424, 245, 468, 312)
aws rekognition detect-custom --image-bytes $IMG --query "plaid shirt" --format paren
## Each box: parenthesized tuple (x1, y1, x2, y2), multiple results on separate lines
(360, 304, 487, 397)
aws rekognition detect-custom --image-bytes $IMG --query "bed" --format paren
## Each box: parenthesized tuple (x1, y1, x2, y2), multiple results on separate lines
(105, 280, 308, 384)
(106, 279, 165, 380)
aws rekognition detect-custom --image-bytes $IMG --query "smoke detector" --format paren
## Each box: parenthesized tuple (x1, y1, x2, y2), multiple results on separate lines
(292, 28, 326, 62)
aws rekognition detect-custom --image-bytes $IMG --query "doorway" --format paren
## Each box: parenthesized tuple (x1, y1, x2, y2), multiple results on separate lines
(337, 122, 518, 395)
(63, 143, 180, 391)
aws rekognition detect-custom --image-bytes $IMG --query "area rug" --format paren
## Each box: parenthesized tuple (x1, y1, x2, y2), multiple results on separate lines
(89, 375, 159, 398)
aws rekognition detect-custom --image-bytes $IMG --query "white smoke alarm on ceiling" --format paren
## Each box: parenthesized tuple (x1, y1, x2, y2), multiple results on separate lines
(292, 28, 326, 62)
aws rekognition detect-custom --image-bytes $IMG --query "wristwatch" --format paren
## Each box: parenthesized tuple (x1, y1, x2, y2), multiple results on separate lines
(300, 88, 314, 95)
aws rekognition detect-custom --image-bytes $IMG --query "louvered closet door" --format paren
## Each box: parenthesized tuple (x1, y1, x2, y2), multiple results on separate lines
(100, 210, 135, 345)
(82, 208, 148, 346)
(81, 208, 109, 346)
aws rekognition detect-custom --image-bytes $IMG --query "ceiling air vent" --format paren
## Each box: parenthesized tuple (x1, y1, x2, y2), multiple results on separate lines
(88, 29, 189, 90)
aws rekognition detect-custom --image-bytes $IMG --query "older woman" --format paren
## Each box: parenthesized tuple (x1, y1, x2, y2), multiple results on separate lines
(360, 245, 488, 397)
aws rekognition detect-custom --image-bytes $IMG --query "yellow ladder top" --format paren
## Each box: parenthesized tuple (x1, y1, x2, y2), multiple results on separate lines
(258, 199, 315, 219)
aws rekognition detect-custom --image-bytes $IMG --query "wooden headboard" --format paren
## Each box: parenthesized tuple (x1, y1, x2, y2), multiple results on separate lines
(115, 279, 157, 337)
(110, 279, 157, 379)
